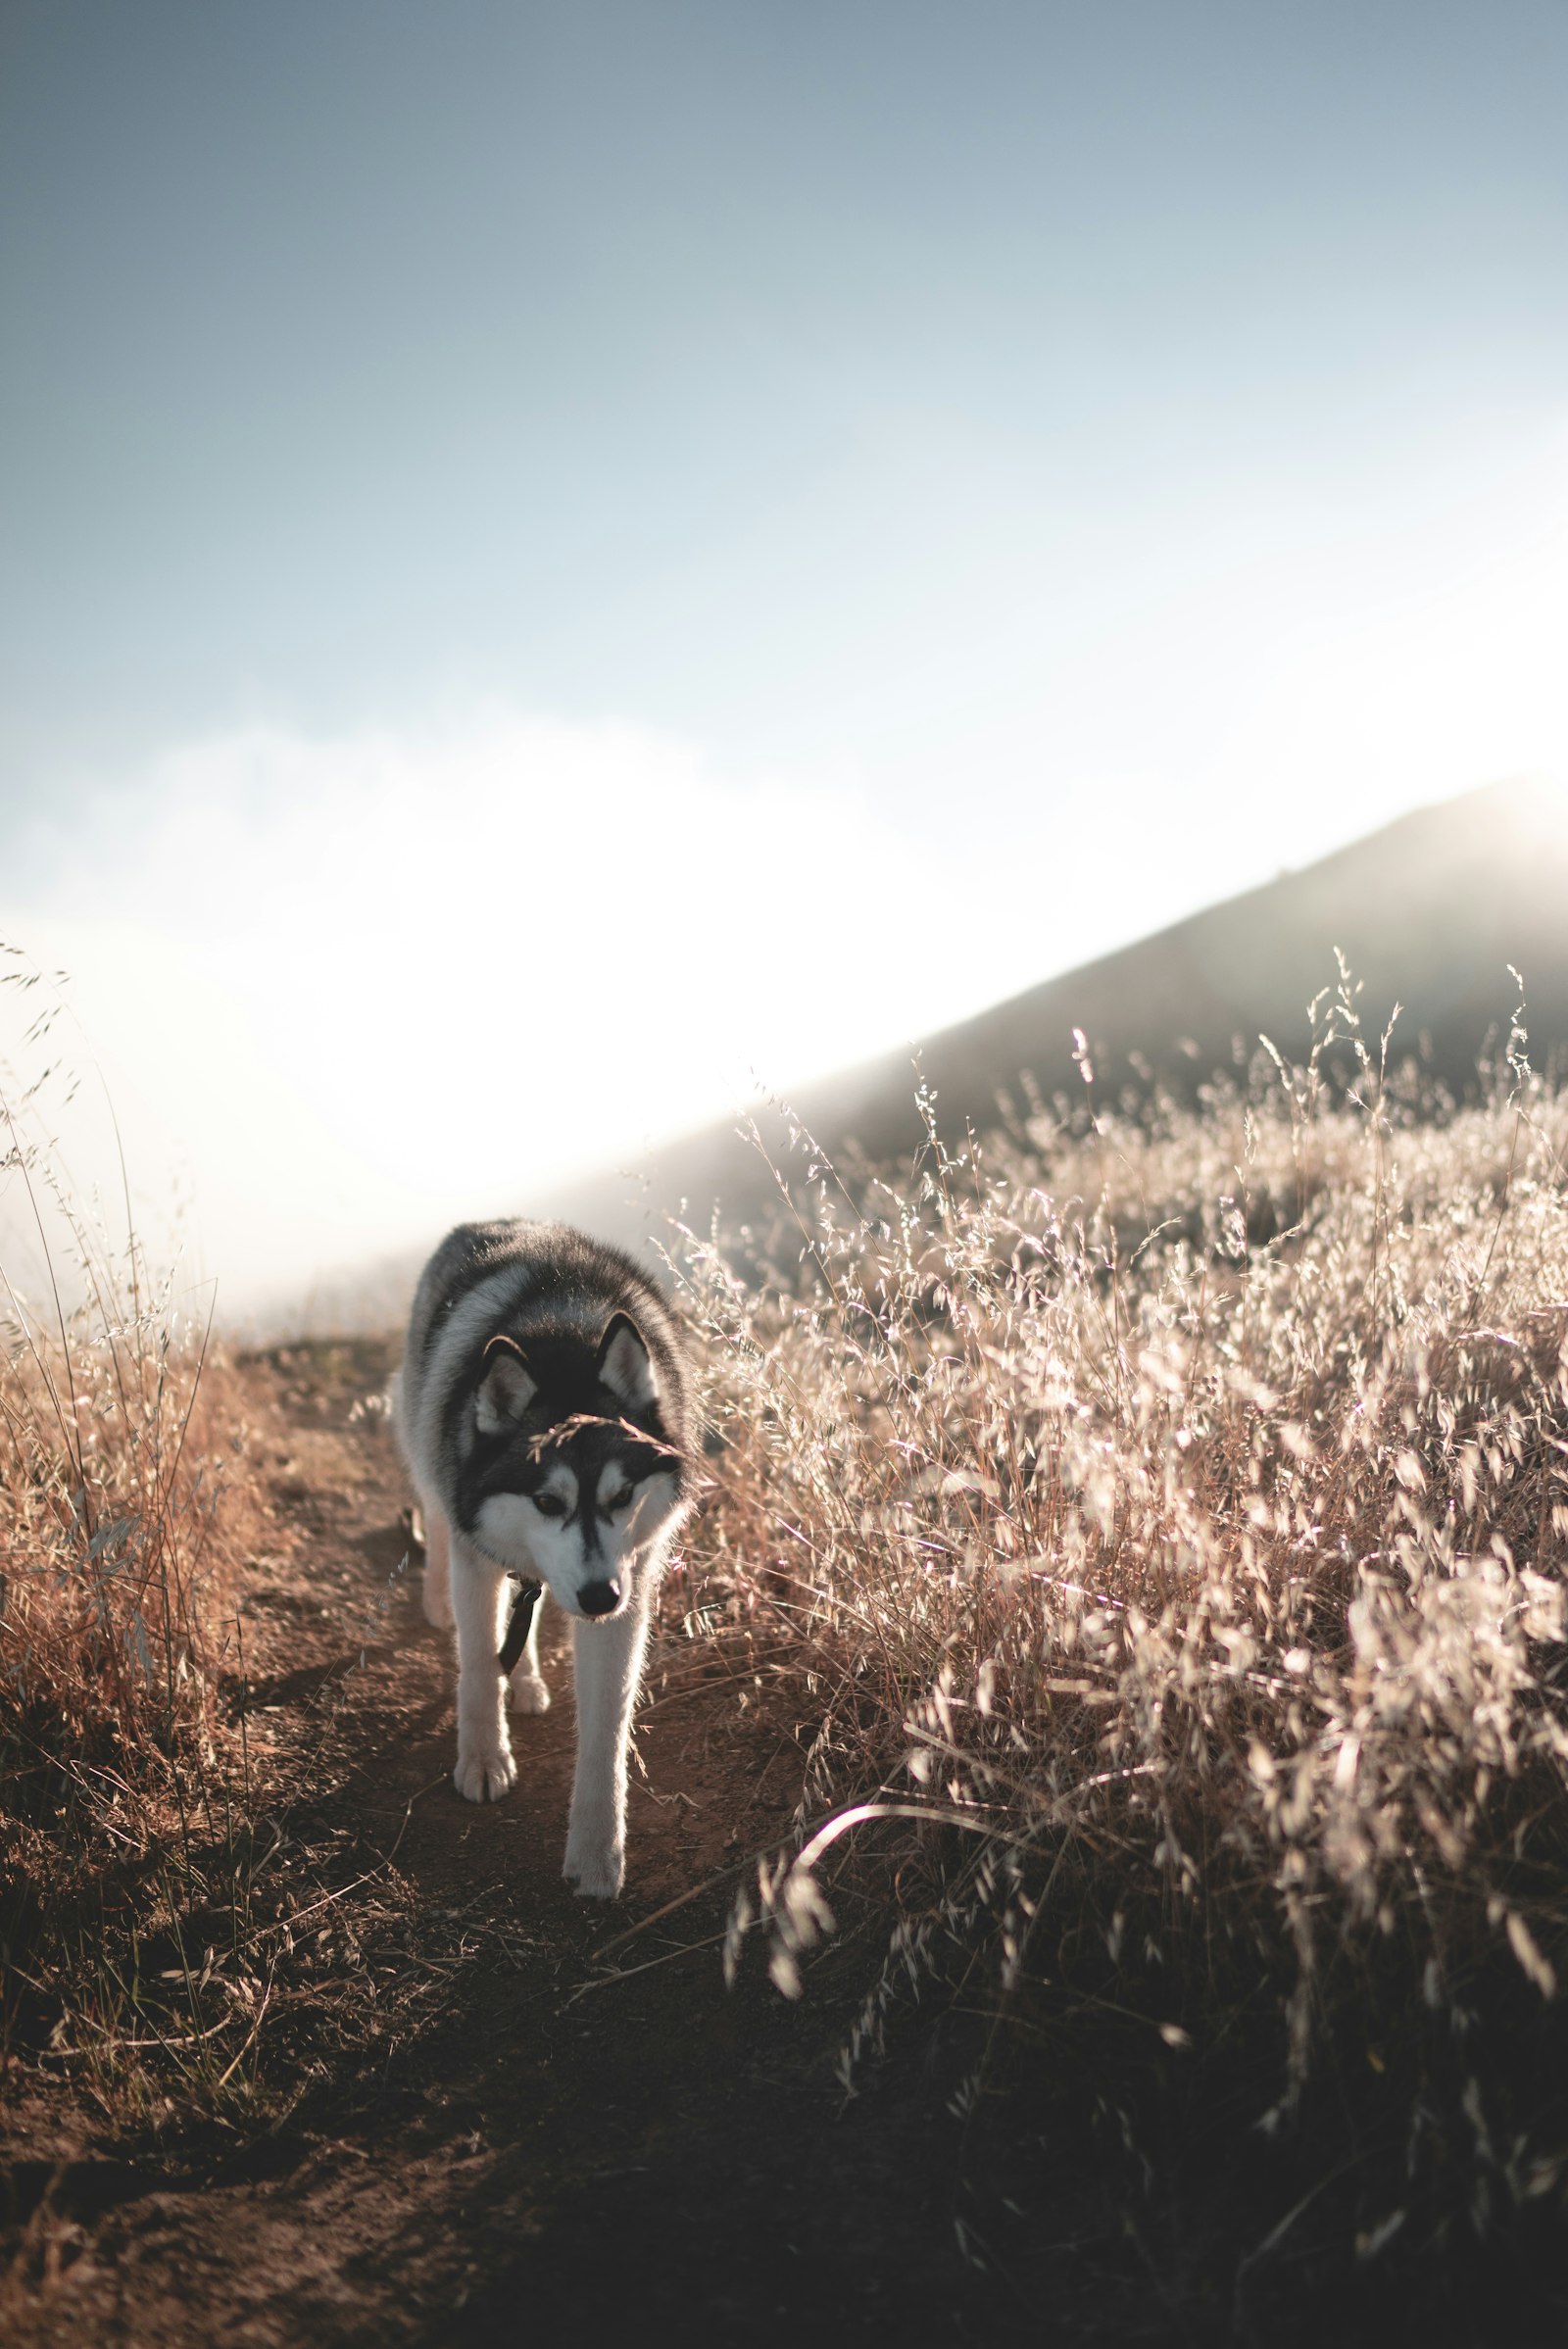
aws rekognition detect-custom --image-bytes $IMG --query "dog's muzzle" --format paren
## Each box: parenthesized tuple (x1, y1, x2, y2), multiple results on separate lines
(577, 1578, 621, 1619)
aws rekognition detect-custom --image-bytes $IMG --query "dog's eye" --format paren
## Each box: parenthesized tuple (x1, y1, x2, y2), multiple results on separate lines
(531, 1492, 567, 1520)
(606, 1486, 634, 1515)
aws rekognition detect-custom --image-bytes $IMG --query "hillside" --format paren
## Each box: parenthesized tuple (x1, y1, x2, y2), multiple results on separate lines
(8, 1071, 1568, 2342)
(557, 775, 1566, 1248)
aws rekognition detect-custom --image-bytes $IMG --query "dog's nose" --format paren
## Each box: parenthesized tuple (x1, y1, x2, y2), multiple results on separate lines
(578, 1578, 622, 1618)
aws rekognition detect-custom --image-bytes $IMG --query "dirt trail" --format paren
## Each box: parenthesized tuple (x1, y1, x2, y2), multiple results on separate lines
(3, 1343, 1017, 2345)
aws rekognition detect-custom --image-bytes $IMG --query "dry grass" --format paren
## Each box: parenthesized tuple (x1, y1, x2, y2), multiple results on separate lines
(8, 943, 1567, 2305)
(1, 977, 268, 2115)
(680, 977, 1568, 2262)
(0, 1254, 247, 1799)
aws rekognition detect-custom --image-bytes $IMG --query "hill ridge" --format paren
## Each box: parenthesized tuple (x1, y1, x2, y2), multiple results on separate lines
(550, 774, 1567, 1248)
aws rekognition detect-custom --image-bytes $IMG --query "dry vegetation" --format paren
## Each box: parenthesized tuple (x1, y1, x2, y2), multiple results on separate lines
(1, 982, 266, 2122)
(5, 959, 1568, 2318)
(677, 976, 1568, 2273)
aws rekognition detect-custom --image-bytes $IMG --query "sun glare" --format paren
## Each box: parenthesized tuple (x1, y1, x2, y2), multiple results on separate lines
(2, 717, 985, 1313)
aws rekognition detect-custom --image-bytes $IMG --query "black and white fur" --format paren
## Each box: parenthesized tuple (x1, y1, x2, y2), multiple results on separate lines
(395, 1219, 695, 1898)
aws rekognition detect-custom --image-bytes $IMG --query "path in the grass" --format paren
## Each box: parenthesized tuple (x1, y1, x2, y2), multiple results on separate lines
(1, 1342, 1022, 2347)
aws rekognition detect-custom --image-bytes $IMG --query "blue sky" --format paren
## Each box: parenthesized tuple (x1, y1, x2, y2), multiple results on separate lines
(2, 1, 1565, 1306)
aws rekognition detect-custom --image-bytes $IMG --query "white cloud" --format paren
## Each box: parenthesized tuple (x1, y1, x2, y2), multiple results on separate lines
(3, 710, 1008, 1314)
(6, 422, 1565, 1322)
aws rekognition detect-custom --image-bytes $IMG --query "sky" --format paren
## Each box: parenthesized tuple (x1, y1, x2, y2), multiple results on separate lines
(1, 0, 1566, 1314)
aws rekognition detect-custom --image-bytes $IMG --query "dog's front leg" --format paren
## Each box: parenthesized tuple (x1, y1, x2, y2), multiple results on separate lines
(421, 1502, 454, 1629)
(564, 1595, 652, 1898)
(509, 1587, 551, 1715)
(451, 1540, 517, 1803)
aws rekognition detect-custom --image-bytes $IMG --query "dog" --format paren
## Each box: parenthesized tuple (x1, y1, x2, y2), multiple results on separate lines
(394, 1219, 695, 1897)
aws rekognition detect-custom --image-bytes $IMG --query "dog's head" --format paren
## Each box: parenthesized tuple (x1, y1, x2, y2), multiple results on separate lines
(463, 1313, 687, 1620)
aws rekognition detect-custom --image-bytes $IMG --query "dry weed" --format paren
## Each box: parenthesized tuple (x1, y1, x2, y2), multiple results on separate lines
(2, 960, 265, 2109)
(684, 978, 1568, 2240)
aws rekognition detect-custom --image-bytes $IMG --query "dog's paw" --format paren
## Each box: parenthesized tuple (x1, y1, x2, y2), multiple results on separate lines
(454, 1741, 517, 1803)
(564, 1836, 624, 1900)
(509, 1667, 551, 1714)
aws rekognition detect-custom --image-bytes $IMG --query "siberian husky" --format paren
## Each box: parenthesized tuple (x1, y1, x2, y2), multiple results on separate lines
(394, 1219, 695, 1898)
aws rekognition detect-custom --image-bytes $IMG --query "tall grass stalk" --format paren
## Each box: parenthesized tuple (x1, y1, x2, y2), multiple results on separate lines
(1, 960, 259, 2110)
(683, 1008, 1568, 2237)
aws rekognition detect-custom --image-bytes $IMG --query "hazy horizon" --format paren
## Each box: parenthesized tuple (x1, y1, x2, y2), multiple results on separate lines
(3, 2, 1565, 1309)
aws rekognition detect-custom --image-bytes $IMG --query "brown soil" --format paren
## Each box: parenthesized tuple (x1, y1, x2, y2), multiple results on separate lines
(1, 1341, 1023, 2346)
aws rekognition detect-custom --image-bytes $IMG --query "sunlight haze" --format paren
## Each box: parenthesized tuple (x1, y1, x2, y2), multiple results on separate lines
(2, 1, 1565, 1312)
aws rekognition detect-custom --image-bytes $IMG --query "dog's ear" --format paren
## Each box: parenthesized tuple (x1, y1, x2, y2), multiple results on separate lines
(475, 1334, 536, 1434)
(597, 1312, 658, 1410)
